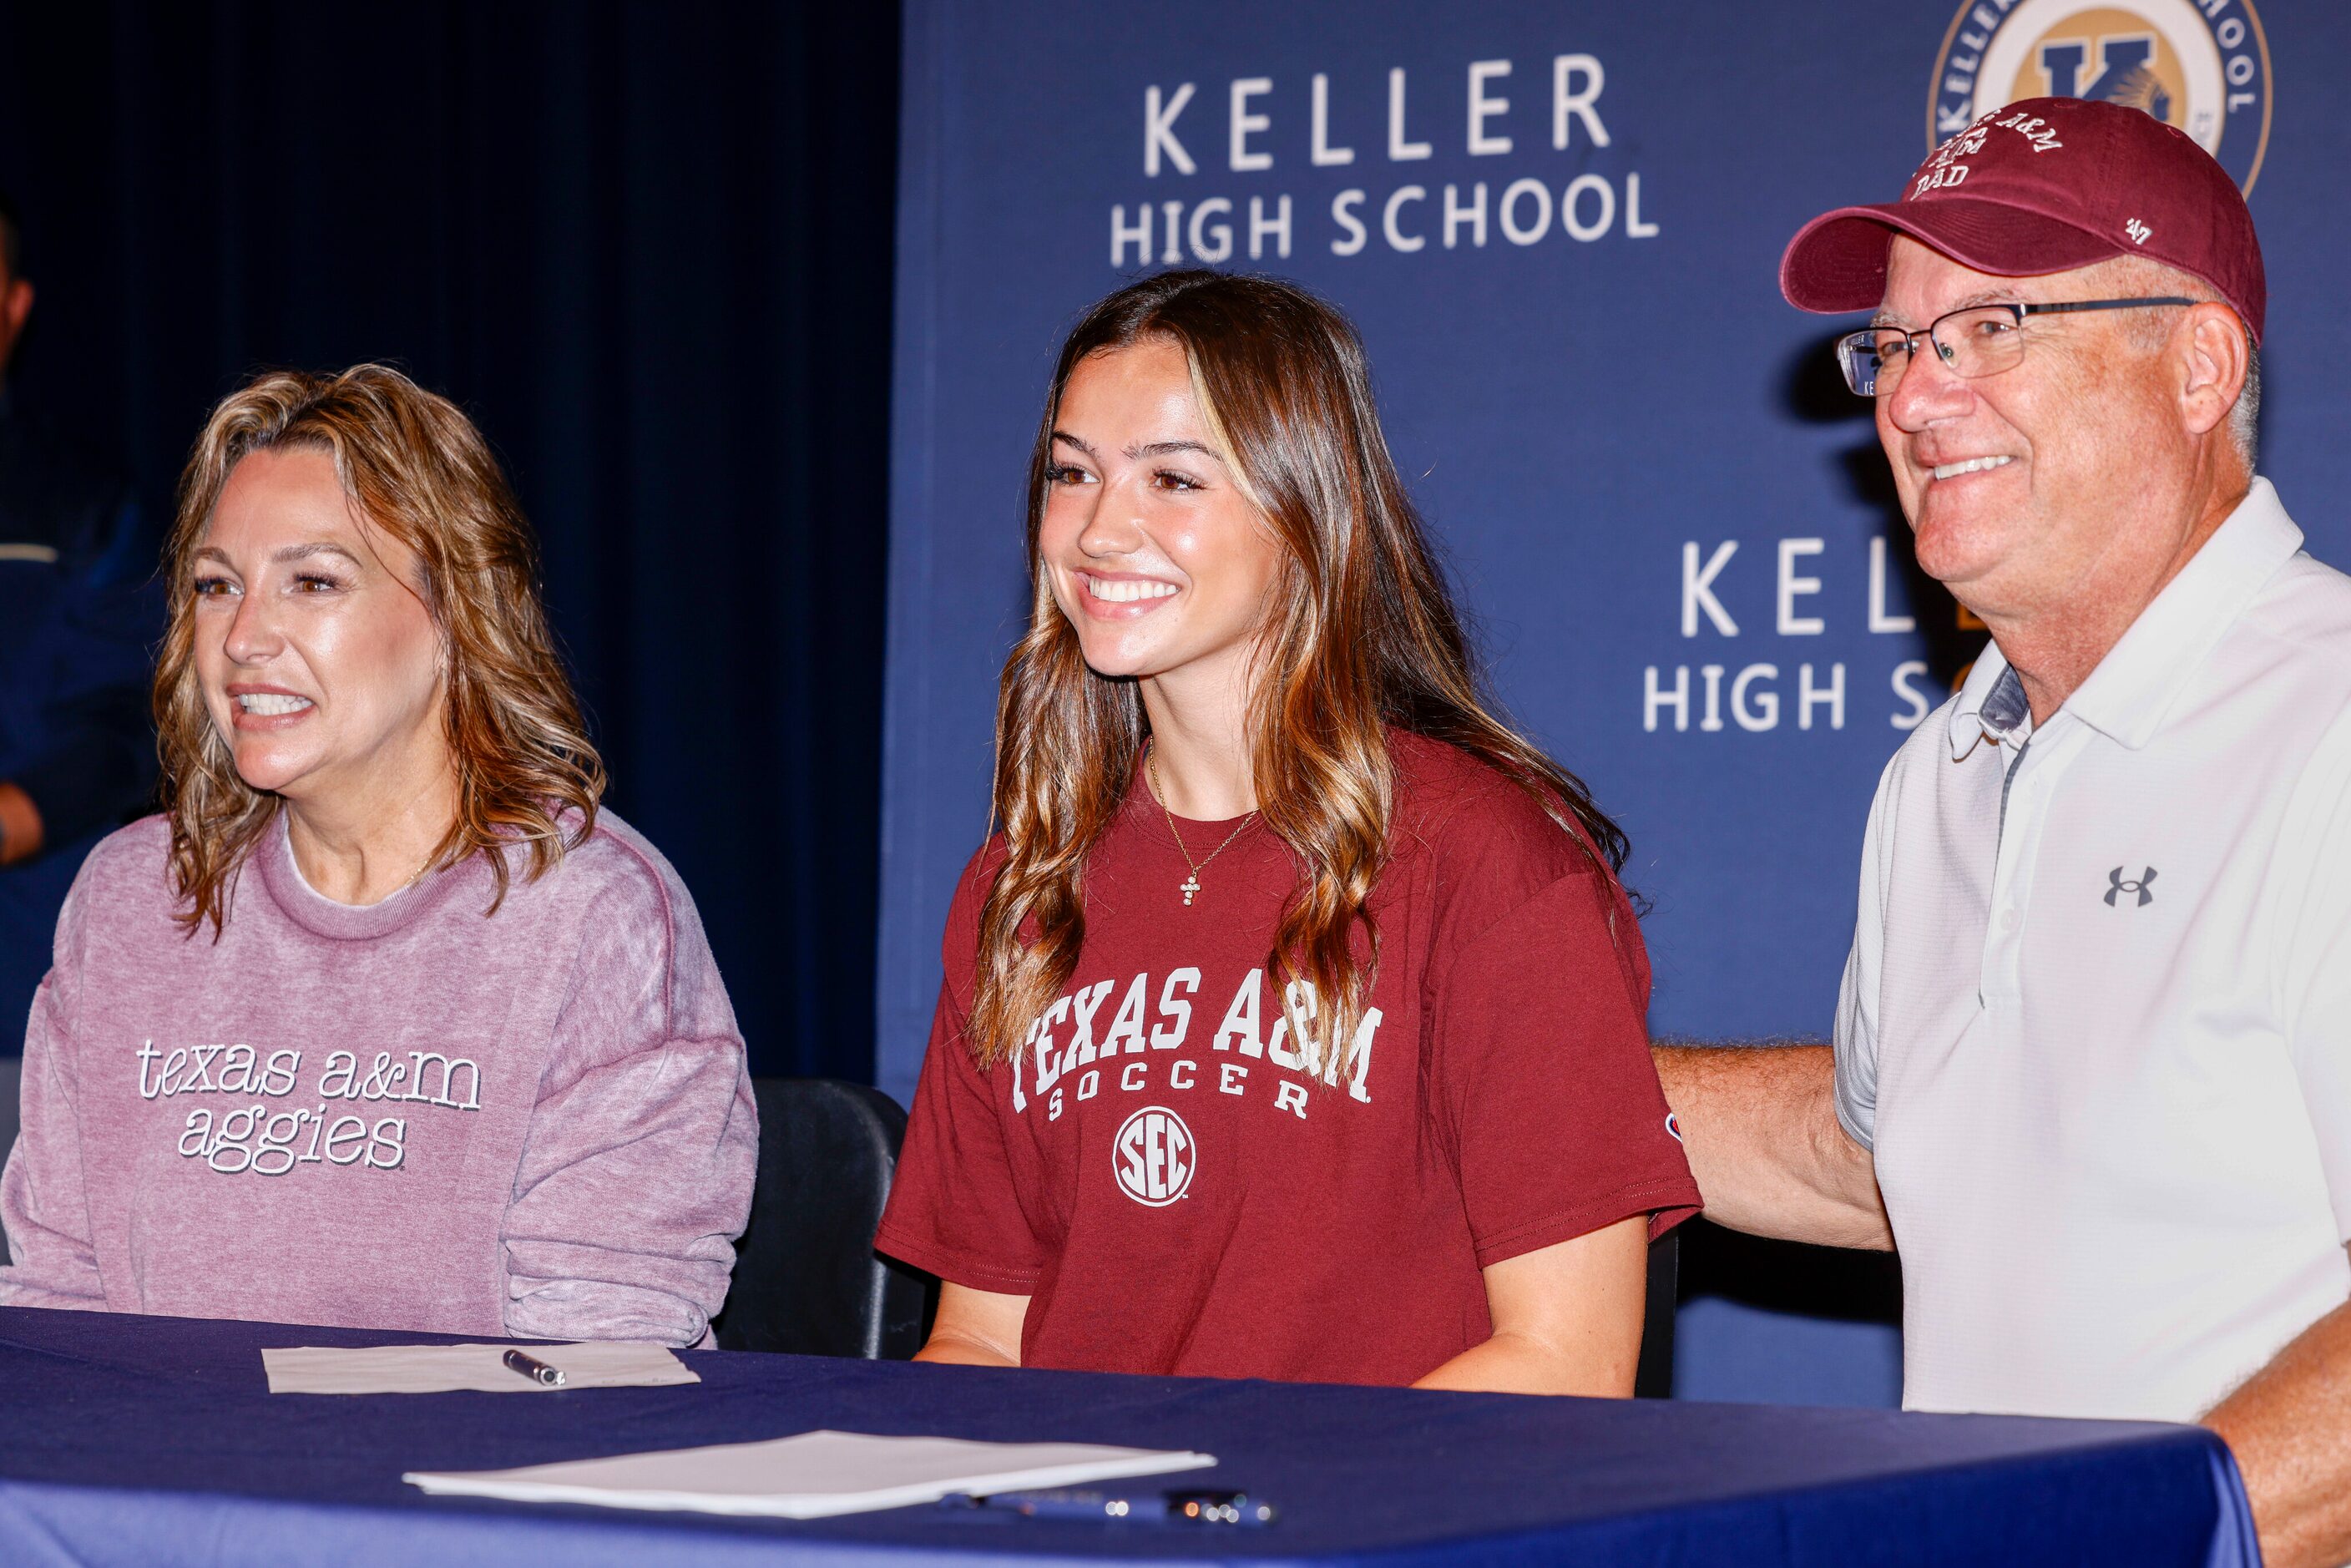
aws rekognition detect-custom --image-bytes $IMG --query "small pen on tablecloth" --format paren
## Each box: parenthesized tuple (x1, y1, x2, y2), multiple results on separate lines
(941, 1487, 1274, 1525)
(501, 1348, 566, 1387)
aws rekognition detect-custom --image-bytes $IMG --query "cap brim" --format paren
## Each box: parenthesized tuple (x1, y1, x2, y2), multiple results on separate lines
(1781, 199, 2125, 314)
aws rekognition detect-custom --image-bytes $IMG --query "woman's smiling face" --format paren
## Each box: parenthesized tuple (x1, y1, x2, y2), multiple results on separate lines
(190, 445, 447, 807)
(1039, 337, 1286, 689)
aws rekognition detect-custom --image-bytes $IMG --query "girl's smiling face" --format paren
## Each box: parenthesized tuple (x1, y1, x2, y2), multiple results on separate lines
(1039, 337, 1286, 690)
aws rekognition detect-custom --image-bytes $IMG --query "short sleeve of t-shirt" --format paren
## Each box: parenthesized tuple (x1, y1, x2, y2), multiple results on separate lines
(1425, 817, 1700, 1266)
(1833, 752, 1904, 1152)
(874, 850, 1047, 1293)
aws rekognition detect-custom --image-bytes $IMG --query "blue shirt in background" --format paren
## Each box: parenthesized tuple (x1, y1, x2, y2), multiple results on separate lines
(0, 392, 159, 1049)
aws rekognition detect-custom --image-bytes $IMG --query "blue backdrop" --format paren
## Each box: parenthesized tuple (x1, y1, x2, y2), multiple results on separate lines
(882, 0, 2345, 1403)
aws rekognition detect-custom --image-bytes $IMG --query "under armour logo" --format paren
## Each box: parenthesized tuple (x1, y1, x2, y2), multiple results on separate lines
(2124, 217, 2152, 245)
(2106, 866, 2157, 908)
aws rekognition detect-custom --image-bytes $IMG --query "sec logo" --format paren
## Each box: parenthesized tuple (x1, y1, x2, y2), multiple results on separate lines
(1929, 0, 2273, 191)
(1113, 1105, 1195, 1207)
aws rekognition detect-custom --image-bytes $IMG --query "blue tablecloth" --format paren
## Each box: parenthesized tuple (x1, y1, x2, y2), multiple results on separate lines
(0, 1306, 2257, 1566)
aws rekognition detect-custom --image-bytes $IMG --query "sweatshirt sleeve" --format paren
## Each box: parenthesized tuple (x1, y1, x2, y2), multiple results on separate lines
(0, 868, 108, 1308)
(500, 842, 758, 1346)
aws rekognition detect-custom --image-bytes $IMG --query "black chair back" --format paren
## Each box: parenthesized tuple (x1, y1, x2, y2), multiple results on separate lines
(712, 1078, 933, 1358)
(1636, 1231, 1678, 1399)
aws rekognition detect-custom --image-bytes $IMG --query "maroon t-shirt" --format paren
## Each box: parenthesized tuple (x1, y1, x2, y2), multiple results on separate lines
(877, 733, 1699, 1385)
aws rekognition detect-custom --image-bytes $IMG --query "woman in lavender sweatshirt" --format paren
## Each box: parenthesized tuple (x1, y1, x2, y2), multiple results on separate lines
(0, 366, 757, 1345)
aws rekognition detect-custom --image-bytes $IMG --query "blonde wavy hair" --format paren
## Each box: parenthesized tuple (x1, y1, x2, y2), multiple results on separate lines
(156, 364, 604, 933)
(968, 271, 1627, 1070)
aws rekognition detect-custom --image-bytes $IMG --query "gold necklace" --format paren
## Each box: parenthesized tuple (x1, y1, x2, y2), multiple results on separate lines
(1145, 745, 1256, 908)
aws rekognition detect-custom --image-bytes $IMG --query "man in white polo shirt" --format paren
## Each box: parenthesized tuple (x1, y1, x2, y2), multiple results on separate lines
(1658, 96, 2351, 1568)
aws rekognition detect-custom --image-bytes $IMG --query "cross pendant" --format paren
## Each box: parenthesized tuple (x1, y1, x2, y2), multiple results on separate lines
(1181, 873, 1200, 907)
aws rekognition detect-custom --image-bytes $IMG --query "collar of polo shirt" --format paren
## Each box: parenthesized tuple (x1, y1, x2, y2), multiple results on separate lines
(1950, 660, 2031, 759)
(1946, 479, 2303, 761)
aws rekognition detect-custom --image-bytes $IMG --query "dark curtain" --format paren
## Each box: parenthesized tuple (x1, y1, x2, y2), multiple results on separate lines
(0, 0, 899, 1083)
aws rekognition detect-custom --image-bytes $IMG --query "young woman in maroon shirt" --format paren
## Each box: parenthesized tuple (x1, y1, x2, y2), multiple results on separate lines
(877, 271, 1697, 1392)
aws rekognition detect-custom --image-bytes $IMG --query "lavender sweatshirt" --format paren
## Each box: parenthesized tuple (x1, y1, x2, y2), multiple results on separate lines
(0, 809, 757, 1345)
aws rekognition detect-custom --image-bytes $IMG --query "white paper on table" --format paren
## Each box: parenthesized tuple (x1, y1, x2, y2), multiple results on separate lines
(264, 1342, 699, 1395)
(402, 1429, 1218, 1519)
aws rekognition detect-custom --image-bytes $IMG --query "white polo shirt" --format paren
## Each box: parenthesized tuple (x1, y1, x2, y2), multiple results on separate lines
(1836, 478, 2351, 1422)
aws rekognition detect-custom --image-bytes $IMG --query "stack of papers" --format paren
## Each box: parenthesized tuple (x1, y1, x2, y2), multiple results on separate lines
(403, 1429, 1219, 1518)
(263, 1342, 698, 1395)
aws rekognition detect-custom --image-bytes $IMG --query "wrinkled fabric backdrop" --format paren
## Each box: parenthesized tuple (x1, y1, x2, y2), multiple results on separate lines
(0, 0, 897, 1083)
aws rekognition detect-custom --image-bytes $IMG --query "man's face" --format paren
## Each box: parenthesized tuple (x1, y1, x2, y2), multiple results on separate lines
(0, 250, 29, 378)
(1874, 236, 2188, 624)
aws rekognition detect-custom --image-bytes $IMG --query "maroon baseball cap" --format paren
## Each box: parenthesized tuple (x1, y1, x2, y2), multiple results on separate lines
(1781, 96, 2264, 342)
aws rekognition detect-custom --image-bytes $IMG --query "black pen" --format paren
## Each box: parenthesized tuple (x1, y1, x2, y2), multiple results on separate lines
(501, 1348, 566, 1387)
(942, 1488, 1274, 1525)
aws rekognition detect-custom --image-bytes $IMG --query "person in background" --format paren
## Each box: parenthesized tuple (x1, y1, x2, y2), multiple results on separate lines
(0, 189, 159, 1053)
(1656, 99, 2351, 1567)
(0, 364, 756, 1344)
(877, 271, 1698, 1392)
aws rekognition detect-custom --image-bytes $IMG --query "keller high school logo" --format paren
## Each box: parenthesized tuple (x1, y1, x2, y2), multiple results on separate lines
(1929, 0, 2273, 191)
(1114, 1105, 1196, 1206)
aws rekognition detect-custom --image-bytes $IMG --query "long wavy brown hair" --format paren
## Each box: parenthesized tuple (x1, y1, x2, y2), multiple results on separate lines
(968, 271, 1628, 1070)
(156, 364, 604, 933)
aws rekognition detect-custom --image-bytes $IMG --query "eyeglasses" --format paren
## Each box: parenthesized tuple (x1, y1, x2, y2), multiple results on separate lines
(1836, 297, 2197, 397)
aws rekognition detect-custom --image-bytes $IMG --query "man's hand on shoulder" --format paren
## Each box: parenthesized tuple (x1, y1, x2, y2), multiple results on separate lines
(1651, 1043, 1892, 1251)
